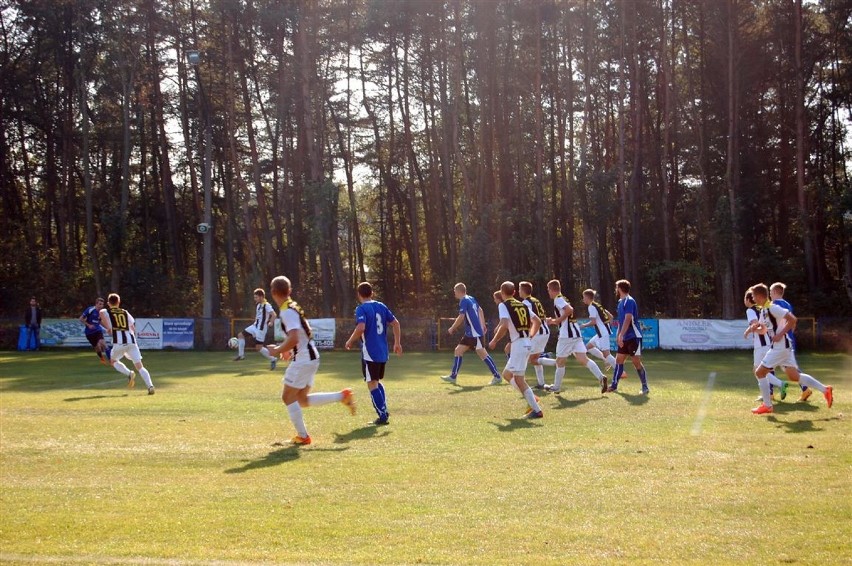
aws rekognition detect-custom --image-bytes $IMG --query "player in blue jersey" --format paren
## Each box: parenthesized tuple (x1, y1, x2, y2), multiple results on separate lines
(345, 282, 402, 426)
(441, 283, 502, 386)
(770, 282, 810, 402)
(79, 297, 111, 364)
(607, 279, 649, 394)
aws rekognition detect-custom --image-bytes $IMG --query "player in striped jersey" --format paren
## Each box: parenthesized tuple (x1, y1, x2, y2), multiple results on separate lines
(488, 281, 544, 418)
(743, 290, 788, 402)
(441, 283, 502, 386)
(98, 293, 155, 395)
(345, 282, 402, 426)
(518, 281, 551, 389)
(770, 282, 809, 402)
(544, 280, 607, 394)
(607, 279, 649, 394)
(266, 276, 355, 445)
(235, 288, 278, 369)
(580, 289, 617, 371)
(749, 283, 833, 415)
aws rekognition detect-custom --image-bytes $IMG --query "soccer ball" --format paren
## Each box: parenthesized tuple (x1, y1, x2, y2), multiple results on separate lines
(227, 337, 239, 349)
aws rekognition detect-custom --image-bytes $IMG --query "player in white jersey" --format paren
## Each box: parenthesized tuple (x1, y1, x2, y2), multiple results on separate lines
(265, 276, 355, 445)
(743, 289, 788, 402)
(518, 281, 551, 389)
(235, 288, 278, 369)
(488, 281, 544, 418)
(749, 283, 833, 415)
(544, 280, 607, 394)
(580, 289, 617, 371)
(99, 293, 155, 395)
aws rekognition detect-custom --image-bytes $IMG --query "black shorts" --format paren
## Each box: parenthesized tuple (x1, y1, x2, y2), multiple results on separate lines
(617, 337, 641, 356)
(86, 332, 104, 347)
(458, 336, 485, 350)
(362, 359, 386, 382)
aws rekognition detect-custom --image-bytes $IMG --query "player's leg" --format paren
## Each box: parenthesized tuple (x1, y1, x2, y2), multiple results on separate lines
(442, 342, 470, 383)
(475, 340, 502, 384)
(631, 352, 649, 394)
(128, 345, 154, 394)
(546, 337, 569, 392)
(608, 352, 628, 392)
(282, 384, 310, 443)
(784, 366, 832, 408)
(752, 348, 783, 414)
(235, 329, 249, 360)
(574, 349, 606, 384)
(108, 344, 135, 387)
(362, 361, 388, 424)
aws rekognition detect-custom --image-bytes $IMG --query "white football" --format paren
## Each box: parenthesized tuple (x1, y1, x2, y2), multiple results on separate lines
(227, 337, 239, 349)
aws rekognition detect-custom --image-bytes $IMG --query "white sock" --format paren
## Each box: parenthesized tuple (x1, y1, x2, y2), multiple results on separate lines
(307, 391, 343, 406)
(259, 347, 275, 361)
(138, 367, 153, 388)
(798, 373, 826, 393)
(113, 361, 131, 377)
(286, 402, 308, 437)
(585, 359, 604, 380)
(587, 347, 604, 360)
(534, 364, 545, 386)
(539, 357, 557, 367)
(509, 377, 520, 392)
(767, 372, 784, 388)
(523, 388, 541, 412)
(554, 367, 565, 390)
(758, 378, 772, 407)
(605, 354, 617, 367)
(238, 338, 245, 357)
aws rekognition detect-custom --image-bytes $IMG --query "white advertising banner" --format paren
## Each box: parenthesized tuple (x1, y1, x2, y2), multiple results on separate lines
(134, 318, 163, 350)
(274, 318, 336, 350)
(659, 319, 751, 350)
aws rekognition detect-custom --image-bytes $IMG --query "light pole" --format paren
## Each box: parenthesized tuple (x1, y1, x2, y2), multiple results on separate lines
(187, 49, 214, 347)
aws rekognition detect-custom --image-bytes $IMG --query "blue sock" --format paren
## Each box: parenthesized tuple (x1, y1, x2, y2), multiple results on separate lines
(611, 364, 624, 389)
(378, 382, 387, 415)
(637, 367, 648, 387)
(370, 387, 387, 419)
(483, 355, 500, 378)
(801, 384, 808, 392)
(106, 346, 112, 359)
(450, 356, 462, 378)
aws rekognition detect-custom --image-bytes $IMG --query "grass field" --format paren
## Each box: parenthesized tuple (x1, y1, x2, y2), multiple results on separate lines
(1, 349, 850, 565)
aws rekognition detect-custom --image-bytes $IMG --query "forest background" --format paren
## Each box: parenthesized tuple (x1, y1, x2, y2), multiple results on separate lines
(1, 0, 850, 323)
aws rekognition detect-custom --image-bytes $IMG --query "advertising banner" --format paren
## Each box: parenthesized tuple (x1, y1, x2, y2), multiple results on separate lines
(659, 319, 750, 350)
(40, 318, 90, 347)
(134, 318, 163, 350)
(274, 318, 336, 350)
(163, 319, 194, 349)
(579, 318, 660, 351)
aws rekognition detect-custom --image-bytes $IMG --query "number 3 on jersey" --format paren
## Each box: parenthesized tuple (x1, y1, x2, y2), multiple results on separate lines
(376, 313, 384, 335)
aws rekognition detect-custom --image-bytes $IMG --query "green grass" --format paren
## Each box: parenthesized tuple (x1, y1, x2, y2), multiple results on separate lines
(1, 350, 850, 565)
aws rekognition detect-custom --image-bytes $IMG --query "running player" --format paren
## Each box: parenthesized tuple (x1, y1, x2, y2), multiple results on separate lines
(441, 283, 502, 386)
(518, 281, 551, 390)
(345, 282, 402, 426)
(265, 276, 355, 445)
(235, 288, 278, 369)
(744, 289, 788, 402)
(98, 293, 155, 395)
(607, 279, 649, 394)
(488, 281, 544, 418)
(580, 289, 617, 371)
(749, 283, 832, 415)
(770, 282, 809, 402)
(544, 280, 607, 394)
(80, 297, 111, 364)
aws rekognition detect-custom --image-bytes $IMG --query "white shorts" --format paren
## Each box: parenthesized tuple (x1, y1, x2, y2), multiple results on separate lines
(243, 325, 267, 343)
(753, 345, 770, 369)
(586, 335, 611, 352)
(556, 336, 587, 358)
(530, 331, 550, 355)
(760, 347, 796, 371)
(283, 358, 319, 389)
(505, 338, 532, 375)
(111, 343, 142, 364)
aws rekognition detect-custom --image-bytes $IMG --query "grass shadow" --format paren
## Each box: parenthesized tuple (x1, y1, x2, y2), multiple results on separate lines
(224, 444, 349, 474)
(613, 390, 650, 406)
(447, 384, 488, 394)
(64, 393, 129, 402)
(332, 425, 392, 444)
(551, 395, 606, 410)
(490, 418, 543, 432)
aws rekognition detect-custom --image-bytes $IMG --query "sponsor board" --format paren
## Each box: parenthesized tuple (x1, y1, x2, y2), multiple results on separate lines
(274, 318, 336, 349)
(134, 318, 163, 350)
(659, 319, 750, 350)
(163, 319, 194, 350)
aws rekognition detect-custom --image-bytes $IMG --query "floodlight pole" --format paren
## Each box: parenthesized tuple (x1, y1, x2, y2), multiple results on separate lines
(188, 49, 214, 347)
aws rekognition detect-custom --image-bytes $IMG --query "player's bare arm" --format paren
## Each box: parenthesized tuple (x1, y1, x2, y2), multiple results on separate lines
(267, 328, 299, 358)
(447, 314, 464, 334)
(478, 307, 487, 333)
(345, 323, 366, 350)
(488, 319, 508, 350)
(529, 314, 542, 337)
(390, 319, 402, 355)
